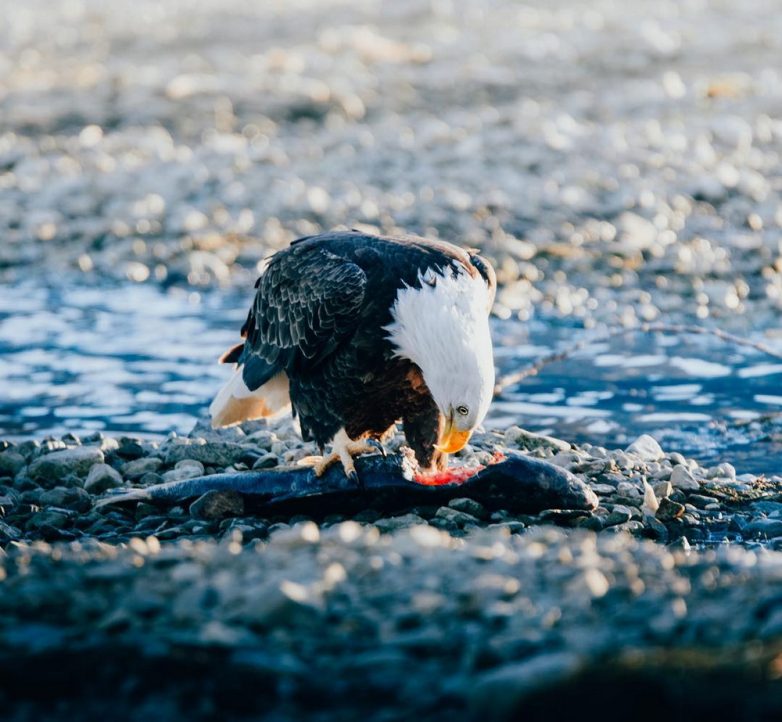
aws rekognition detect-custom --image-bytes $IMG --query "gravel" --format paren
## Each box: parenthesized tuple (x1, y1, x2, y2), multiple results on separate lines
(2, 421, 782, 717)
(2, 0, 782, 333)
(4, 0, 782, 717)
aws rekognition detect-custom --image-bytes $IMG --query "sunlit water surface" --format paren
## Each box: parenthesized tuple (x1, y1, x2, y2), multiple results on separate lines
(2, 280, 782, 475)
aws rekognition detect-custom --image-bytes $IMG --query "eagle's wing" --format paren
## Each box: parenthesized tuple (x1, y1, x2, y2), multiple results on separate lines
(242, 246, 368, 377)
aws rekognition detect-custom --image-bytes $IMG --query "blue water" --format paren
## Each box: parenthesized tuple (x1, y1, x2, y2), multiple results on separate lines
(1, 279, 781, 474)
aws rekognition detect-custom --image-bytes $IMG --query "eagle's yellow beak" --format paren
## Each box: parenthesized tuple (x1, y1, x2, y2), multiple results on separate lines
(435, 416, 471, 454)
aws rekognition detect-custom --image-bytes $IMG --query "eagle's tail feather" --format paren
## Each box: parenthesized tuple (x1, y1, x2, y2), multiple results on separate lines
(210, 369, 291, 428)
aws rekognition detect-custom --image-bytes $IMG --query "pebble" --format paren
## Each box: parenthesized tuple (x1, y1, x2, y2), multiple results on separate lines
(470, 652, 582, 721)
(25, 509, 71, 532)
(252, 453, 279, 470)
(745, 519, 782, 540)
(27, 446, 104, 487)
(604, 506, 633, 527)
(434, 507, 480, 527)
(653, 481, 673, 500)
(163, 439, 244, 468)
(0, 450, 25, 477)
(656, 497, 685, 522)
(375, 514, 426, 533)
(39, 487, 92, 512)
(625, 435, 665, 462)
(448, 497, 489, 520)
(670, 465, 700, 492)
(122, 457, 162, 481)
(84, 463, 123, 494)
(162, 459, 206, 483)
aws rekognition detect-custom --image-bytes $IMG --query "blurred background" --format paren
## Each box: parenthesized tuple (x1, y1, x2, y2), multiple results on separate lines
(2, 0, 782, 471)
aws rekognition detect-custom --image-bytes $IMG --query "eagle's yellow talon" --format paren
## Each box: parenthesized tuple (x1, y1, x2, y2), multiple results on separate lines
(313, 429, 377, 478)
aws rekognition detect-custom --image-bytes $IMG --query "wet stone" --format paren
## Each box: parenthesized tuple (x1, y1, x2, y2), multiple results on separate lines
(653, 481, 673, 500)
(538, 509, 590, 524)
(26, 509, 72, 532)
(448, 497, 489, 520)
(435, 507, 479, 527)
(576, 514, 604, 532)
(122, 457, 162, 480)
(604, 506, 632, 527)
(163, 439, 245, 468)
(656, 497, 686, 522)
(670, 465, 700, 492)
(745, 519, 782, 539)
(0, 519, 21, 541)
(625, 435, 664, 461)
(84, 463, 123, 494)
(688, 494, 720, 510)
(39, 486, 92, 512)
(374, 514, 426, 532)
(27, 446, 104, 487)
(252, 453, 279, 470)
(162, 459, 205, 483)
(139, 472, 164, 486)
(0, 450, 25, 477)
(116, 437, 146, 459)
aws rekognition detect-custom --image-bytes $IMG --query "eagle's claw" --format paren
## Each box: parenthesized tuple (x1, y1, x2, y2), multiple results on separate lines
(312, 429, 376, 486)
(347, 469, 364, 490)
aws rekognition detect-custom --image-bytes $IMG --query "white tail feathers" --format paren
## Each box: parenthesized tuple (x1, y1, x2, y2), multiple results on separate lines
(210, 369, 291, 428)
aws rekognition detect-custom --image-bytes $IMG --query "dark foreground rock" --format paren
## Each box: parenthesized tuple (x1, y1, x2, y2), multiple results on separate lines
(1, 527, 782, 722)
(4, 425, 782, 720)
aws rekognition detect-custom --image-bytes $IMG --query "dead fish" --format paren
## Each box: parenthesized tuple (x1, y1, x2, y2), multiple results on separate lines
(97, 451, 598, 518)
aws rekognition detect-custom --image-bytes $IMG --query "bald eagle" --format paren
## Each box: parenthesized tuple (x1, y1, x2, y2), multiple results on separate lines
(210, 230, 496, 480)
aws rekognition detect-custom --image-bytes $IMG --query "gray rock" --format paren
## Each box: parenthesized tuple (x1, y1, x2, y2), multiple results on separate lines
(116, 437, 146, 459)
(162, 459, 205, 482)
(745, 518, 782, 539)
(122, 457, 162, 480)
(374, 513, 426, 532)
(252, 453, 279, 470)
(470, 652, 582, 721)
(28, 446, 104, 487)
(39, 486, 92, 512)
(751, 502, 782, 517)
(448, 497, 489, 520)
(84, 463, 123, 494)
(189, 490, 245, 521)
(0, 450, 25, 477)
(435, 507, 479, 527)
(625, 434, 664, 461)
(26, 509, 71, 532)
(0, 520, 21, 541)
(653, 481, 673, 499)
(590, 483, 616, 495)
(238, 578, 322, 627)
(656, 497, 685, 522)
(604, 505, 633, 527)
(670, 464, 700, 491)
(503, 426, 571, 453)
(688, 494, 719, 510)
(163, 439, 245, 468)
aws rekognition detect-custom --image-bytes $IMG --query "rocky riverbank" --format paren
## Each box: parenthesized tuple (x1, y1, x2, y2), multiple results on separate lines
(2, 420, 782, 547)
(3, 421, 782, 719)
(4, 0, 782, 332)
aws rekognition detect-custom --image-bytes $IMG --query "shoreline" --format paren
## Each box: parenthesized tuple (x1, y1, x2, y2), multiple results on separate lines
(3, 423, 782, 719)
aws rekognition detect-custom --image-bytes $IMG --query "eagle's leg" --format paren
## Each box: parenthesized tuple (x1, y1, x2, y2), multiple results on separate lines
(312, 428, 379, 485)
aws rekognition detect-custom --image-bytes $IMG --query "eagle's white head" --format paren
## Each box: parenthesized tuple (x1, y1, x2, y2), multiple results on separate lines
(385, 264, 495, 454)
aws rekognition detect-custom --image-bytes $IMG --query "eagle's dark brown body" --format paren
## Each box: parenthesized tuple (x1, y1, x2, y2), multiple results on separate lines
(213, 231, 495, 471)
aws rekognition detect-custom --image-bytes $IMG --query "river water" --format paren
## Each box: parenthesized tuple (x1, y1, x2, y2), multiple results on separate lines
(2, 278, 781, 475)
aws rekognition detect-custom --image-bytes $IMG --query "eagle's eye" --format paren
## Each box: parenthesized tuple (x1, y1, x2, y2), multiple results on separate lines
(456, 404, 469, 416)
